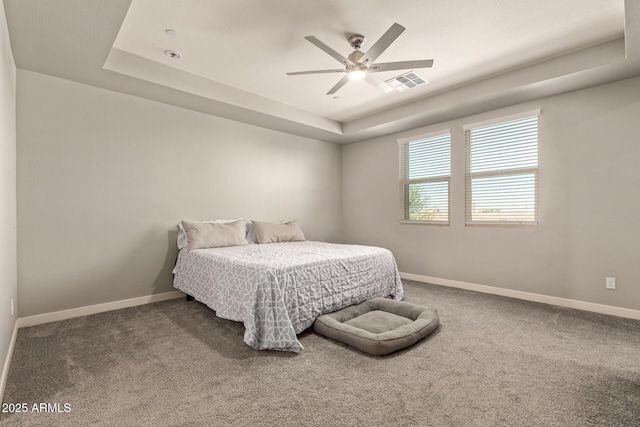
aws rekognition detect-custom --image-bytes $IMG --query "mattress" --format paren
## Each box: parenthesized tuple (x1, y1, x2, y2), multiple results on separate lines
(172, 241, 403, 352)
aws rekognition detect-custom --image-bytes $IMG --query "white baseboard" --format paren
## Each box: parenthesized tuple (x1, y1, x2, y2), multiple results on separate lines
(400, 272, 640, 321)
(17, 290, 186, 328)
(0, 320, 19, 404)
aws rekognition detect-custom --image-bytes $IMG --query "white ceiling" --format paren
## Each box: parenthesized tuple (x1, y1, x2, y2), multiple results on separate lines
(112, 0, 624, 122)
(4, 0, 640, 144)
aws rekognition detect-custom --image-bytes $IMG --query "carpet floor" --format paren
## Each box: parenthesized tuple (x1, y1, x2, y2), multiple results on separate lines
(1, 280, 639, 426)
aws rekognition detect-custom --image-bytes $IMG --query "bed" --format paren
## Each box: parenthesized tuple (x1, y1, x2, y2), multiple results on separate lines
(172, 240, 403, 352)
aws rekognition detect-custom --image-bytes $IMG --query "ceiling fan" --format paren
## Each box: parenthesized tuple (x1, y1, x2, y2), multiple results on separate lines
(287, 23, 433, 95)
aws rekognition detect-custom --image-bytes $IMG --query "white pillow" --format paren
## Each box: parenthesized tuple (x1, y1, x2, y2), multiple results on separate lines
(180, 220, 248, 251)
(177, 218, 242, 249)
(252, 220, 306, 244)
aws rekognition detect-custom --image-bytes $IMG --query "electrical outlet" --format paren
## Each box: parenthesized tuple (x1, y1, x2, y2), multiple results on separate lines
(605, 277, 616, 290)
(10, 299, 14, 316)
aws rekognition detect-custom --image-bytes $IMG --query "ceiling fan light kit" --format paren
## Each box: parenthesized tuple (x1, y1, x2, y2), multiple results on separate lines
(347, 65, 367, 80)
(287, 23, 433, 95)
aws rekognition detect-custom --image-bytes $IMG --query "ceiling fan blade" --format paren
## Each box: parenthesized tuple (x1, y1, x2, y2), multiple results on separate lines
(327, 75, 350, 95)
(305, 36, 351, 65)
(287, 69, 345, 76)
(361, 23, 405, 64)
(365, 74, 393, 93)
(371, 59, 434, 72)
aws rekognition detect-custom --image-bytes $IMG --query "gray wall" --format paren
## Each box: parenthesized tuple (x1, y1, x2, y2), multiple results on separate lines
(343, 76, 640, 311)
(17, 70, 342, 317)
(0, 0, 17, 378)
(14, 64, 640, 318)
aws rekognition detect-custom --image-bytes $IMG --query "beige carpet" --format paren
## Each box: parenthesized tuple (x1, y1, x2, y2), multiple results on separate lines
(1, 280, 639, 426)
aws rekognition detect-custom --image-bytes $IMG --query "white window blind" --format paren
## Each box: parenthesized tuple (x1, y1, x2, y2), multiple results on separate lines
(465, 113, 539, 226)
(399, 131, 450, 224)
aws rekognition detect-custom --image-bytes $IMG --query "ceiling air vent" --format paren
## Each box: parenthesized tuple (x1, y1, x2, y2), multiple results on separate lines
(385, 71, 428, 92)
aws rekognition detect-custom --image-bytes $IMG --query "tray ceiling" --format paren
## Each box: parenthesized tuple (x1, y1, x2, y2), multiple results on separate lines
(5, 0, 640, 144)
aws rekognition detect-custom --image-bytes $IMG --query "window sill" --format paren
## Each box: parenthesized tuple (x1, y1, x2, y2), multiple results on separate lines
(399, 220, 450, 226)
(465, 222, 538, 228)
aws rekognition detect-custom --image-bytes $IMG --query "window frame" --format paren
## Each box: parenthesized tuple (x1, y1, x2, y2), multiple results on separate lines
(463, 109, 541, 227)
(398, 129, 451, 226)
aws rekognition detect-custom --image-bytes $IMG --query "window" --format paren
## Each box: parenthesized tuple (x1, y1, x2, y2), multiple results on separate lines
(464, 110, 540, 226)
(399, 131, 451, 224)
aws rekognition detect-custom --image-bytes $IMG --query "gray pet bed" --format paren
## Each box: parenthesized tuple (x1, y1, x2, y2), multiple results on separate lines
(313, 298, 439, 356)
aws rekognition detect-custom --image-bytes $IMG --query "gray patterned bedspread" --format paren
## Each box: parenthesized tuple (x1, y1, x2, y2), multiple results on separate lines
(172, 241, 403, 352)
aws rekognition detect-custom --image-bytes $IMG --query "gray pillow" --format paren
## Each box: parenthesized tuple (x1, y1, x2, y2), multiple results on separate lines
(252, 220, 306, 244)
(176, 218, 243, 249)
(180, 219, 249, 251)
